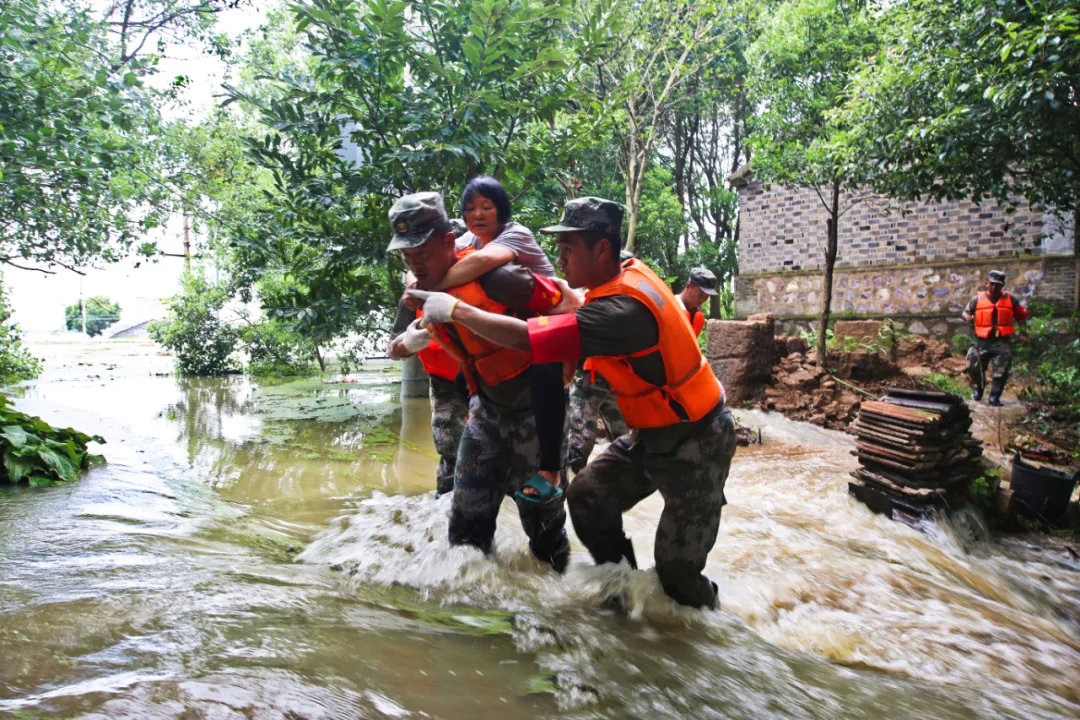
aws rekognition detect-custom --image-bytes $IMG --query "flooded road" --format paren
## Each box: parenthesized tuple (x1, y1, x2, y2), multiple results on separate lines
(2, 339, 1078, 718)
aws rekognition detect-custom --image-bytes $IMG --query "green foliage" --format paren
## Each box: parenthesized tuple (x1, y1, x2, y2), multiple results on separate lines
(838, 0, 1080, 213)
(747, 0, 878, 187)
(0, 395, 104, 487)
(0, 275, 42, 384)
(217, 0, 585, 343)
(63, 296, 121, 337)
(149, 272, 238, 376)
(951, 332, 974, 356)
(802, 319, 900, 358)
(1015, 306, 1080, 415)
(0, 0, 225, 272)
(967, 467, 1001, 512)
(923, 372, 971, 399)
(238, 316, 318, 377)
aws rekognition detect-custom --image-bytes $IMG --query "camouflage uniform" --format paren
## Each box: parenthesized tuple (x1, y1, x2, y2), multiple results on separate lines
(450, 394, 570, 571)
(564, 370, 628, 473)
(965, 337, 1013, 398)
(428, 375, 468, 496)
(566, 406, 737, 609)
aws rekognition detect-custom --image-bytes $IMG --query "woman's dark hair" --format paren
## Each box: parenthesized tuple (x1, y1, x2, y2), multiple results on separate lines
(460, 176, 511, 224)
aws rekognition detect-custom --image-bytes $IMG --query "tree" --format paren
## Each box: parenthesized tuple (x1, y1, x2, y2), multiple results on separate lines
(746, 0, 878, 363)
(0, 0, 231, 274)
(580, 0, 736, 252)
(149, 272, 237, 375)
(64, 296, 122, 336)
(838, 0, 1080, 252)
(219, 0, 583, 346)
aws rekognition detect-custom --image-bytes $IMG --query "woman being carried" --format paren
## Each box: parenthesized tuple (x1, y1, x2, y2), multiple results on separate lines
(433, 176, 570, 500)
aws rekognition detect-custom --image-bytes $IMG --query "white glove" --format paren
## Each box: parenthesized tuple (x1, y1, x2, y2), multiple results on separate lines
(399, 318, 431, 353)
(406, 289, 461, 325)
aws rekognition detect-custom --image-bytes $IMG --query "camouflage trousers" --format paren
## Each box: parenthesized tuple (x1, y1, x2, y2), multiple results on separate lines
(564, 371, 628, 473)
(449, 394, 570, 572)
(429, 375, 468, 496)
(566, 405, 737, 609)
(965, 337, 1013, 398)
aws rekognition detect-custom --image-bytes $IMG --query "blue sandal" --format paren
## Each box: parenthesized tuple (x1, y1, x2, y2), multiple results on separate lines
(514, 473, 564, 504)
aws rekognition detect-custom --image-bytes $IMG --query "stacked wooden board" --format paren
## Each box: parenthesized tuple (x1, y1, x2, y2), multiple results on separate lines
(848, 388, 981, 520)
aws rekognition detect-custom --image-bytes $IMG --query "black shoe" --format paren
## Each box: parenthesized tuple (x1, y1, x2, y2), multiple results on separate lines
(971, 388, 982, 401)
(988, 396, 1003, 407)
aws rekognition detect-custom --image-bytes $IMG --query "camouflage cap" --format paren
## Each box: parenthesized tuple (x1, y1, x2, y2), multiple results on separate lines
(539, 196, 625, 238)
(987, 270, 1006, 285)
(387, 192, 448, 251)
(689, 267, 718, 295)
(449, 218, 468, 237)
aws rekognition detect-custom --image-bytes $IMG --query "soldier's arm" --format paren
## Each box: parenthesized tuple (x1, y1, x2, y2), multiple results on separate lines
(387, 300, 416, 359)
(961, 297, 977, 322)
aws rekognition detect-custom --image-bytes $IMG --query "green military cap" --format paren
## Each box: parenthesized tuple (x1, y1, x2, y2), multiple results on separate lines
(689, 267, 718, 295)
(387, 192, 448, 251)
(449, 218, 468, 237)
(987, 270, 1006, 285)
(539, 196, 625, 238)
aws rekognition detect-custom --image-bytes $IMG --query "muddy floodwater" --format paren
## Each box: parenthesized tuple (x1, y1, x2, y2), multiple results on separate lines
(2, 338, 1078, 719)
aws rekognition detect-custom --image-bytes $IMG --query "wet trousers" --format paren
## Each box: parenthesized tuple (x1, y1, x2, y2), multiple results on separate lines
(449, 394, 570, 572)
(965, 337, 1013, 398)
(429, 375, 468, 496)
(567, 407, 737, 608)
(564, 371, 628, 473)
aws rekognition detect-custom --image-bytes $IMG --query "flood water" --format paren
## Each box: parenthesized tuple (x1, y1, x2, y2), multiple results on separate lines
(2, 341, 1078, 719)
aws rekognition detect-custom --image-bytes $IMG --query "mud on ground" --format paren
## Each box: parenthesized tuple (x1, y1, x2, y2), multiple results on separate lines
(756, 335, 967, 433)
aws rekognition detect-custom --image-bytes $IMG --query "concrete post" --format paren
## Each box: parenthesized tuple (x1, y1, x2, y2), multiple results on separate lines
(401, 354, 429, 398)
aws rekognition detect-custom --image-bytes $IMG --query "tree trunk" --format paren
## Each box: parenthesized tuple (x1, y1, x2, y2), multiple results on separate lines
(817, 179, 841, 368)
(314, 343, 325, 372)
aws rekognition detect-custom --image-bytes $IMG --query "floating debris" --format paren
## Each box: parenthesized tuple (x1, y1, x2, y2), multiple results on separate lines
(848, 388, 982, 522)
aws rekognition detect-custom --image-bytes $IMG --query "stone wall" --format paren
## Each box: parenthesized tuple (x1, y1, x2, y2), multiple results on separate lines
(732, 176, 1077, 337)
(705, 317, 775, 405)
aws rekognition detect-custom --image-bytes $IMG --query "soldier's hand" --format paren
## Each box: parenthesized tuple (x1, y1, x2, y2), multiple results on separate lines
(402, 279, 422, 311)
(549, 278, 584, 315)
(400, 318, 432, 353)
(406, 289, 461, 324)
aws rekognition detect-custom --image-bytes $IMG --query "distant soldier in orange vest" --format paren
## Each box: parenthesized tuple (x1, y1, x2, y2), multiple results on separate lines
(961, 270, 1028, 406)
(678, 267, 717, 338)
(411, 197, 736, 610)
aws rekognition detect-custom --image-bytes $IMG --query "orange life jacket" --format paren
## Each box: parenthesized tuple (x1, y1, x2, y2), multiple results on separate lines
(428, 249, 533, 392)
(414, 327, 461, 382)
(973, 290, 1016, 338)
(689, 307, 705, 337)
(586, 259, 723, 428)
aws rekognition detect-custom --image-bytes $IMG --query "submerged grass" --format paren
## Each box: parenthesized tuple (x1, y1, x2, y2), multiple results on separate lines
(354, 585, 516, 636)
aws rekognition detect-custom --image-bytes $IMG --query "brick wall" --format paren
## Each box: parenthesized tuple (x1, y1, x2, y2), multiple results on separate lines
(737, 181, 1056, 275)
(733, 178, 1077, 331)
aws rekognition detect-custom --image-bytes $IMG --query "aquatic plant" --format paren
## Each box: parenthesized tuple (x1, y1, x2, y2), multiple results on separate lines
(0, 395, 104, 487)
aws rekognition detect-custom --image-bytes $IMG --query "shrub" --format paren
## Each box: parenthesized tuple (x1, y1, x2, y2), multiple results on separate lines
(951, 332, 973, 355)
(149, 273, 238, 376)
(0, 275, 42, 383)
(64, 296, 121, 336)
(0, 395, 104, 486)
(923, 372, 971, 399)
(238, 317, 318, 376)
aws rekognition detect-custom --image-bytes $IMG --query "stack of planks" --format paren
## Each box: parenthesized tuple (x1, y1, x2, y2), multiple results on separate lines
(848, 387, 981, 519)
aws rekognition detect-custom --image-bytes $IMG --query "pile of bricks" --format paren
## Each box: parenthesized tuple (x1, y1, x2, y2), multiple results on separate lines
(848, 388, 982, 521)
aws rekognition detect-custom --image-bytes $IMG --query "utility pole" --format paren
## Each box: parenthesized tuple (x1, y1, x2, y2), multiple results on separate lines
(79, 278, 86, 334)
